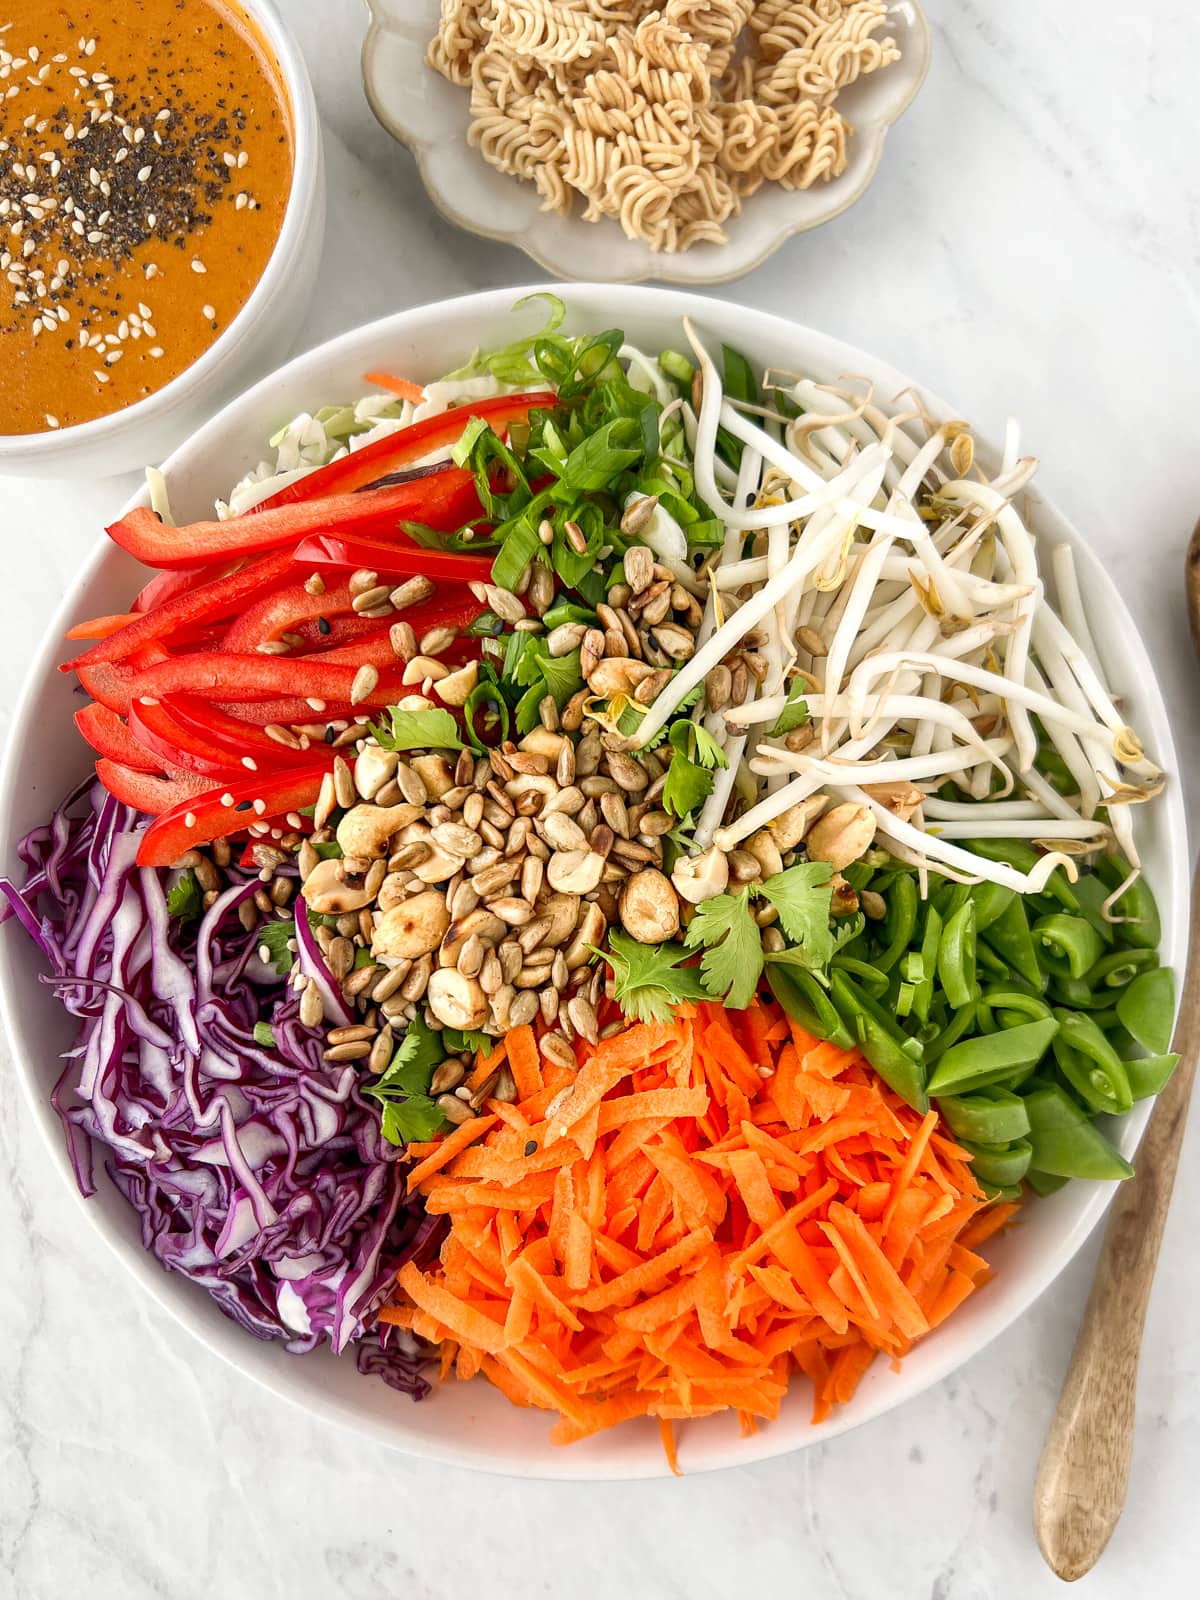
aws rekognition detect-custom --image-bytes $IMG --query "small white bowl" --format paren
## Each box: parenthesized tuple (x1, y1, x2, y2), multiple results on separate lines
(0, 0, 325, 480)
(361, 0, 930, 285)
(0, 286, 1186, 1479)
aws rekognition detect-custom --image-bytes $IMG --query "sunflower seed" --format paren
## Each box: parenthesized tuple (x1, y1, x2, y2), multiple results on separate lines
(430, 1058, 467, 1094)
(539, 1032, 576, 1071)
(389, 576, 436, 611)
(299, 978, 324, 1028)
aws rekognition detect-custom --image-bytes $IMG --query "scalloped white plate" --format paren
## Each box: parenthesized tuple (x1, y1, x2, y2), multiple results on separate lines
(0, 286, 1186, 1480)
(361, 1, 931, 284)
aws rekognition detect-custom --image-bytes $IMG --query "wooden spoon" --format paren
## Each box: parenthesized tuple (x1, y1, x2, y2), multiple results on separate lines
(1032, 526, 1200, 1579)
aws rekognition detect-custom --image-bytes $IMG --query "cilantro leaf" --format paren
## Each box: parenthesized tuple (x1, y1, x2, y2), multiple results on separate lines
(769, 682, 810, 738)
(596, 930, 708, 1025)
(662, 719, 727, 820)
(370, 706, 463, 752)
(166, 869, 205, 923)
(663, 746, 714, 821)
(443, 1027, 493, 1057)
(257, 918, 296, 977)
(683, 889, 764, 1010)
(367, 1012, 444, 1102)
(690, 724, 727, 770)
(757, 861, 835, 970)
(252, 1022, 277, 1048)
(381, 1097, 448, 1146)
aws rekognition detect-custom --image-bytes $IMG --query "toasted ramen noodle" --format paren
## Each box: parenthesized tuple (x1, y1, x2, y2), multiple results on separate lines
(428, 0, 899, 251)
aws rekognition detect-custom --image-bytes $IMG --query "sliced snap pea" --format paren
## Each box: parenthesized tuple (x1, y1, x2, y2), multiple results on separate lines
(873, 872, 920, 973)
(1068, 873, 1117, 948)
(766, 964, 853, 1051)
(938, 901, 978, 1010)
(1124, 1052, 1180, 1100)
(969, 881, 1016, 933)
(1025, 1169, 1069, 1197)
(978, 985, 1054, 1024)
(963, 1137, 1033, 1188)
(966, 839, 1079, 910)
(829, 969, 928, 1112)
(927, 1016, 1060, 1096)
(1084, 946, 1158, 991)
(975, 939, 1012, 978)
(980, 1180, 1026, 1201)
(1033, 913, 1104, 980)
(979, 897, 1044, 989)
(1046, 973, 1113, 1011)
(938, 1089, 1031, 1145)
(1097, 855, 1161, 949)
(1022, 1083, 1133, 1181)
(1052, 1010, 1133, 1115)
(831, 955, 890, 998)
(1115, 967, 1175, 1054)
(911, 905, 942, 1024)
(922, 999, 980, 1066)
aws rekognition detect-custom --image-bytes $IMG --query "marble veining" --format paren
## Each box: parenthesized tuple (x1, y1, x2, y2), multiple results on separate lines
(2, 2, 1199, 1594)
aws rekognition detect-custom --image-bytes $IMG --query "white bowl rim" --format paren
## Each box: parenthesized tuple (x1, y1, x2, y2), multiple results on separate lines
(0, 0, 321, 463)
(0, 283, 1187, 1479)
(359, 0, 933, 287)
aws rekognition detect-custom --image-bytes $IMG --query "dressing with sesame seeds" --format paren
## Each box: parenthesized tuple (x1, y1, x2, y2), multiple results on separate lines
(0, 0, 292, 435)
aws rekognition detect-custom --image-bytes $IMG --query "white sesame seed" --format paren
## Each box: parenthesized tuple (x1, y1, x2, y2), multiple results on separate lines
(241, 757, 257, 771)
(202, 303, 214, 320)
(252, 799, 267, 816)
(237, 150, 248, 169)
(149, 346, 163, 358)
(222, 151, 236, 168)
(44, 413, 58, 428)
(220, 793, 235, 807)
(183, 811, 196, 828)
(234, 192, 247, 210)
(137, 163, 151, 182)
(156, 108, 171, 122)
(190, 258, 206, 274)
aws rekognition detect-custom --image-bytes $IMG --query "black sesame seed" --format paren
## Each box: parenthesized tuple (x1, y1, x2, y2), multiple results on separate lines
(317, 616, 331, 635)
(235, 800, 253, 812)
(524, 1139, 537, 1157)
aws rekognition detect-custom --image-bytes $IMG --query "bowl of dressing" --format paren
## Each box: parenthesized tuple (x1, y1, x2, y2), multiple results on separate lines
(0, 0, 323, 478)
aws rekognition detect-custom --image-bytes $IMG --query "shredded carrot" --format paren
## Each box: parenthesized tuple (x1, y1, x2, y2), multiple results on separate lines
(363, 369, 426, 403)
(389, 996, 1014, 1466)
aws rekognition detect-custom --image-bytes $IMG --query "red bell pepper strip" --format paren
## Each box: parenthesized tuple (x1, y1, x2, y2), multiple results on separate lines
(133, 561, 229, 614)
(161, 697, 334, 762)
(129, 697, 338, 777)
(136, 765, 334, 868)
(63, 549, 296, 671)
(292, 532, 491, 583)
(222, 579, 360, 654)
(254, 392, 552, 510)
(75, 644, 171, 715)
(128, 700, 257, 781)
(129, 652, 406, 705)
(74, 703, 161, 773)
(107, 470, 482, 569)
(96, 758, 210, 817)
(213, 698, 362, 727)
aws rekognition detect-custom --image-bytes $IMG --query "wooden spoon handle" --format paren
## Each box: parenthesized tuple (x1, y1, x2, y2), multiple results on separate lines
(1033, 864, 1200, 1580)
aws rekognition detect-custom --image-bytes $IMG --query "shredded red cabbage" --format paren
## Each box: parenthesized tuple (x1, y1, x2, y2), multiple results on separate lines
(1, 778, 440, 1397)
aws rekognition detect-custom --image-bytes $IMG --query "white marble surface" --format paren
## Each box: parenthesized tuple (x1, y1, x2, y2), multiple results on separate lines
(2, 2, 1199, 1595)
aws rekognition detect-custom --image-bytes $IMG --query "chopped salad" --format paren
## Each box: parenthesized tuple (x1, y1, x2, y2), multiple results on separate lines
(1, 298, 1177, 1455)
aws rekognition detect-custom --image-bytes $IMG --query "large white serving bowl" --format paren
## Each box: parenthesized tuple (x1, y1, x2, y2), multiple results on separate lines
(0, 0, 324, 480)
(0, 286, 1186, 1479)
